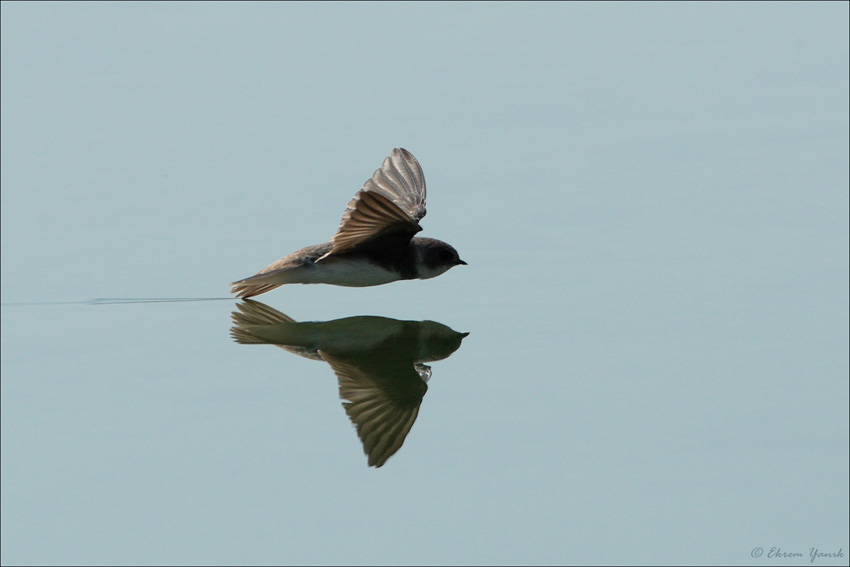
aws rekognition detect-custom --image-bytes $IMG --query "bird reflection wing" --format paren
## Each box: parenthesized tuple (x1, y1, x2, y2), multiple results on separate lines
(319, 349, 426, 467)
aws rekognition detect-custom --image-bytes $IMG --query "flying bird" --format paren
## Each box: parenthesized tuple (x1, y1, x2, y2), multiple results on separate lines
(231, 148, 465, 298)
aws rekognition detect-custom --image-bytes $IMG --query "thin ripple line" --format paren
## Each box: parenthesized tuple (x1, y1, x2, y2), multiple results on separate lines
(2, 297, 233, 306)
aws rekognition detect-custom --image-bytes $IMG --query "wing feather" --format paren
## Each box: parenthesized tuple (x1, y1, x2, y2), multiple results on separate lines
(320, 349, 425, 467)
(323, 148, 427, 258)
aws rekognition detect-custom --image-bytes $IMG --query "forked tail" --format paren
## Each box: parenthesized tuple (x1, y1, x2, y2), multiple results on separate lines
(230, 271, 287, 298)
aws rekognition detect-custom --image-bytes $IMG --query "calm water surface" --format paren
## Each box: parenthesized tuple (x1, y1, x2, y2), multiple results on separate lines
(2, 3, 848, 565)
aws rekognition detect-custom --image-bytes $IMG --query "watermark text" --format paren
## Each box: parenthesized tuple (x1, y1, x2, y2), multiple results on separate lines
(751, 547, 845, 563)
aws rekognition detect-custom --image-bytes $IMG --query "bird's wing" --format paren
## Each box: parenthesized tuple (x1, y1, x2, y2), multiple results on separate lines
(322, 148, 427, 258)
(319, 349, 426, 467)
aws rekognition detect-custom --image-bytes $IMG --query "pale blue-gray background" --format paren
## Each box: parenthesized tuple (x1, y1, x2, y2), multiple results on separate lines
(2, 2, 848, 565)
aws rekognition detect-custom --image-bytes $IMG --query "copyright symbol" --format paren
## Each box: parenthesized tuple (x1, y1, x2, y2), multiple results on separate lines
(752, 547, 763, 558)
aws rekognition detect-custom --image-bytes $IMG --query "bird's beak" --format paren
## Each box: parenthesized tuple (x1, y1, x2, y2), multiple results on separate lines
(457, 259, 467, 266)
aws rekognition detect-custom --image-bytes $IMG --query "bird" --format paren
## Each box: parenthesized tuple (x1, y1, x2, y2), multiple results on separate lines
(231, 148, 465, 298)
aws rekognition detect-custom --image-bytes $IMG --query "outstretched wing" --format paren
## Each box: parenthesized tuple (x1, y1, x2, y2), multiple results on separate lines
(321, 148, 427, 258)
(319, 349, 427, 468)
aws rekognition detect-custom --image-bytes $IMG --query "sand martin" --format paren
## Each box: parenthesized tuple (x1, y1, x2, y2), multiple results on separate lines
(231, 148, 465, 298)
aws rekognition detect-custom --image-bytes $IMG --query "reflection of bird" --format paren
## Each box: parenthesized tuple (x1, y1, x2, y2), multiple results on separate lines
(231, 300, 468, 467)
(231, 148, 465, 298)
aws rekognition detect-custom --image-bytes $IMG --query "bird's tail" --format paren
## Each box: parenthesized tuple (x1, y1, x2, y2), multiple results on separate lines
(230, 299, 296, 344)
(230, 271, 288, 298)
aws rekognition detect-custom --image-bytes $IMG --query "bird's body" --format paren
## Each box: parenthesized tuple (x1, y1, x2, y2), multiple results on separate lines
(231, 149, 465, 298)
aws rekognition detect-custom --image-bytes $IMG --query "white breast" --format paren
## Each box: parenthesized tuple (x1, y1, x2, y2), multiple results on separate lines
(295, 257, 401, 287)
